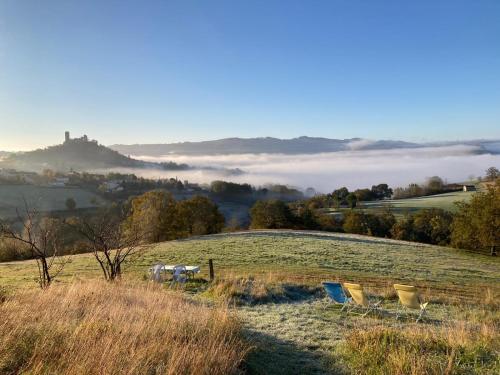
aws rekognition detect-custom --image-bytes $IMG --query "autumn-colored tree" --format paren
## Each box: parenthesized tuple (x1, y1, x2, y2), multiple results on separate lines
(391, 208, 453, 245)
(175, 196, 225, 237)
(343, 211, 369, 235)
(250, 200, 295, 229)
(123, 190, 178, 243)
(346, 193, 358, 209)
(451, 182, 499, 255)
(391, 215, 416, 241)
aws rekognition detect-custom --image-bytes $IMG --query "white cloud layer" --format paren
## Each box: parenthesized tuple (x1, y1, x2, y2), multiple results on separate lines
(103, 145, 500, 192)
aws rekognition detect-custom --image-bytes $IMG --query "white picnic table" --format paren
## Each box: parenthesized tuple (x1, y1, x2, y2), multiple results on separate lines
(161, 265, 200, 275)
(149, 264, 200, 279)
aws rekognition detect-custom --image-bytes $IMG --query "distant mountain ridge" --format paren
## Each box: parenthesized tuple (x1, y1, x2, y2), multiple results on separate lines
(109, 136, 500, 156)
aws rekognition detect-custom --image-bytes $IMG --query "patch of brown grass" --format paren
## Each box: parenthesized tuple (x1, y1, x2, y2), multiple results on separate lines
(204, 276, 285, 304)
(338, 322, 499, 375)
(0, 280, 249, 375)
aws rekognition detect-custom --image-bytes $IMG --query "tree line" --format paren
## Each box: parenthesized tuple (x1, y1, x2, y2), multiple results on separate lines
(249, 181, 499, 256)
(0, 191, 226, 287)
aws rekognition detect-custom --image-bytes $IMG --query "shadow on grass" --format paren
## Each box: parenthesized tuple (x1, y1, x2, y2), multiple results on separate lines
(237, 284, 323, 306)
(279, 284, 324, 302)
(243, 329, 344, 375)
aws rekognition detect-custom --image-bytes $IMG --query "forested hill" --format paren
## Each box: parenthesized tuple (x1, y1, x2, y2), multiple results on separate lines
(110, 136, 420, 156)
(0, 139, 150, 172)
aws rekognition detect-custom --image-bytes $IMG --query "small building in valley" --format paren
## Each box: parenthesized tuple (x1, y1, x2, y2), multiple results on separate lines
(50, 177, 69, 187)
(100, 180, 124, 193)
(463, 185, 476, 192)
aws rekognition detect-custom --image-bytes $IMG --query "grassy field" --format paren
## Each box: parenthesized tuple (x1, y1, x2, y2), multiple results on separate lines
(360, 191, 475, 215)
(0, 184, 106, 219)
(1, 230, 498, 374)
(0, 280, 248, 374)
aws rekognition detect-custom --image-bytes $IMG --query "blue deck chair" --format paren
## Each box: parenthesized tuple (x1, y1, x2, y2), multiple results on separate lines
(322, 282, 352, 312)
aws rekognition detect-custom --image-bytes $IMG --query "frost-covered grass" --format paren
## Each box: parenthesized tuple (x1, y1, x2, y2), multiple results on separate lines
(360, 191, 475, 216)
(1, 230, 498, 374)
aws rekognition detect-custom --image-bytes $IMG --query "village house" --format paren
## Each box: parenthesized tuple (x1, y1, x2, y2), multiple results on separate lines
(100, 180, 124, 193)
(463, 185, 476, 192)
(49, 177, 70, 187)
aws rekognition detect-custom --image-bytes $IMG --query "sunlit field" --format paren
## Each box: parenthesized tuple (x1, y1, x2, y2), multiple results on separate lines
(0, 280, 248, 374)
(360, 191, 475, 216)
(1, 231, 498, 373)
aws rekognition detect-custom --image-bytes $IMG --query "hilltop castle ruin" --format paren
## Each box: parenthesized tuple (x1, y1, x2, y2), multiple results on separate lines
(64, 131, 96, 144)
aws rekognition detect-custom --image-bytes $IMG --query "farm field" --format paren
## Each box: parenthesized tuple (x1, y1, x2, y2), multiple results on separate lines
(347, 191, 475, 219)
(322, 191, 476, 220)
(1, 230, 498, 374)
(0, 184, 106, 219)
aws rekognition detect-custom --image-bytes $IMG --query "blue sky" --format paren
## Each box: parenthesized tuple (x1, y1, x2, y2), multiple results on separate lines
(1, 0, 499, 150)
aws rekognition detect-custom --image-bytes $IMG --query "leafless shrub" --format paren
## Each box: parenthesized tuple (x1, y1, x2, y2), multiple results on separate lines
(0, 201, 68, 289)
(68, 209, 152, 281)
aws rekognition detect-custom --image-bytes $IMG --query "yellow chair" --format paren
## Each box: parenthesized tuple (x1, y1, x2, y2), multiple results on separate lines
(393, 284, 429, 322)
(343, 282, 381, 316)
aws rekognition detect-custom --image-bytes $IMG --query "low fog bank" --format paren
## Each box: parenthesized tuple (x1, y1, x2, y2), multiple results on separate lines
(103, 145, 499, 192)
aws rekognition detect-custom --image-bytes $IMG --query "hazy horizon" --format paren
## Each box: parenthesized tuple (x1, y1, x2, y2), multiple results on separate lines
(1, 1, 499, 150)
(2, 134, 500, 153)
(1, 1, 498, 189)
(96, 144, 497, 192)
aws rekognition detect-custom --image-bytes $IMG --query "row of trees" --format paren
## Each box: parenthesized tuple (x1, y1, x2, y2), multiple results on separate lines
(124, 191, 225, 243)
(304, 184, 393, 210)
(0, 192, 225, 288)
(250, 181, 499, 255)
(210, 180, 304, 202)
(392, 176, 464, 199)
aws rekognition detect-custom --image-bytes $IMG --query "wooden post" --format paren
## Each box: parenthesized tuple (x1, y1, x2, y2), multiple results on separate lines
(209, 259, 215, 281)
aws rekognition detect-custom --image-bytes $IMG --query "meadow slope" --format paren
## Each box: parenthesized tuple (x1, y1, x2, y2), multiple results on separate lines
(1, 230, 498, 295)
(359, 191, 475, 216)
(1, 231, 498, 374)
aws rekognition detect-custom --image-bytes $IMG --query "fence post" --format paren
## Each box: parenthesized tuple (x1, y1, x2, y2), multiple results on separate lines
(208, 259, 215, 281)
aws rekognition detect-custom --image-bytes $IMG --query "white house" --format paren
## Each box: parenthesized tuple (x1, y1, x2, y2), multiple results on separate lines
(50, 177, 69, 187)
(100, 180, 124, 193)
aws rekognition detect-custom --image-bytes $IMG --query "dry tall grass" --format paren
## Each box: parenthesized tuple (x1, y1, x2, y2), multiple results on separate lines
(0, 280, 249, 375)
(338, 322, 499, 375)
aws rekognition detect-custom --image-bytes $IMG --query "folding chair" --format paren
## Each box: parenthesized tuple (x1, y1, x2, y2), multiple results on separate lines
(394, 284, 429, 322)
(322, 282, 352, 312)
(343, 282, 382, 317)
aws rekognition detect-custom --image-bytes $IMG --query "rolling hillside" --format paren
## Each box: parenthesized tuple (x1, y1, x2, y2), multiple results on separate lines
(0, 136, 191, 173)
(0, 138, 148, 172)
(2, 230, 497, 293)
(1, 231, 498, 374)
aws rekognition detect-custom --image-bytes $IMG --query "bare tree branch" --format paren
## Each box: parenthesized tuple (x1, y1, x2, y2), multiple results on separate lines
(0, 199, 67, 289)
(68, 209, 151, 281)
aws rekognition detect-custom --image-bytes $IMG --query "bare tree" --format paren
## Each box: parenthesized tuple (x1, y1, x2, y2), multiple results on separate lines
(0, 202, 67, 289)
(70, 209, 150, 281)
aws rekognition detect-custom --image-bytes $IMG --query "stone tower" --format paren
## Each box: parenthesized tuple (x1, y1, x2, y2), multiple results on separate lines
(65, 131, 70, 143)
